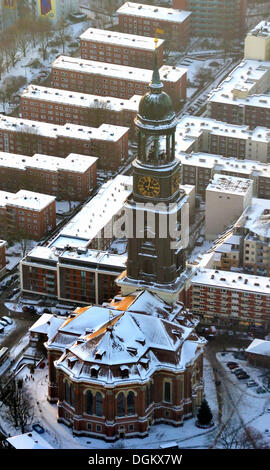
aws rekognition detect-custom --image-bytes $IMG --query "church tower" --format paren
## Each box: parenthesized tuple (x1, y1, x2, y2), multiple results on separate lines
(117, 43, 189, 303)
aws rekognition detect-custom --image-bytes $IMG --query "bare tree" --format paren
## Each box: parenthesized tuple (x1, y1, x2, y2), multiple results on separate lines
(37, 17, 52, 61)
(55, 18, 70, 55)
(4, 379, 34, 434)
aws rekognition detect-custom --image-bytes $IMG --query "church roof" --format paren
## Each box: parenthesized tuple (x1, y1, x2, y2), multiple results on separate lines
(49, 290, 205, 385)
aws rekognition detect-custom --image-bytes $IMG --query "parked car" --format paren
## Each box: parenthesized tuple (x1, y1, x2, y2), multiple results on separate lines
(247, 381, 257, 388)
(237, 374, 250, 380)
(0, 320, 6, 328)
(2, 316, 12, 325)
(0, 325, 4, 333)
(32, 423, 44, 434)
(232, 368, 244, 374)
(22, 305, 36, 313)
(256, 387, 266, 394)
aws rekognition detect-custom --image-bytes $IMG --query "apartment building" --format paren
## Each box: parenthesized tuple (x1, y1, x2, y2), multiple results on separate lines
(244, 21, 270, 61)
(117, 2, 191, 48)
(0, 189, 56, 240)
(205, 174, 253, 240)
(186, 268, 270, 330)
(207, 59, 270, 129)
(173, 0, 246, 38)
(20, 85, 140, 136)
(0, 240, 6, 278)
(80, 28, 164, 69)
(20, 175, 132, 303)
(51, 56, 187, 104)
(175, 116, 270, 164)
(0, 115, 129, 171)
(0, 152, 97, 201)
(178, 152, 270, 200)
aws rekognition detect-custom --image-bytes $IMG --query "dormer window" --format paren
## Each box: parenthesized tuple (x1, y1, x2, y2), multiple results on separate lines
(90, 365, 100, 377)
(120, 365, 129, 378)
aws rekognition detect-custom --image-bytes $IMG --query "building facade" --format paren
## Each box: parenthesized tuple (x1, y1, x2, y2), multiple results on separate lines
(173, 0, 246, 38)
(0, 152, 97, 201)
(80, 28, 164, 69)
(0, 239, 6, 278)
(20, 85, 140, 136)
(0, 189, 56, 240)
(51, 56, 187, 104)
(0, 115, 129, 171)
(117, 2, 191, 48)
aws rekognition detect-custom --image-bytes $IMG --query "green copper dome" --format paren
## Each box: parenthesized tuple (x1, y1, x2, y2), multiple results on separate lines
(136, 50, 176, 129)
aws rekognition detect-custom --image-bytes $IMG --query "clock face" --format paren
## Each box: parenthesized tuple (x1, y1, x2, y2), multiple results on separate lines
(171, 172, 180, 194)
(137, 176, 160, 197)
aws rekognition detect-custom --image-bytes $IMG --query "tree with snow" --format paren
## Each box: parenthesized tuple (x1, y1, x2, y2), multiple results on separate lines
(197, 398, 213, 426)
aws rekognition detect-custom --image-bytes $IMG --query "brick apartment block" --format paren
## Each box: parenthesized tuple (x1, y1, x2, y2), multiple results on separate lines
(20, 85, 140, 136)
(0, 190, 56, 240)
(117, 2, 191, 48)
(0, 240, 6, 278)
(51, 56, 187, 104)
(0, 152, 97, 201)
(80, 28, 164, 69)
(0, 115, 129, 171)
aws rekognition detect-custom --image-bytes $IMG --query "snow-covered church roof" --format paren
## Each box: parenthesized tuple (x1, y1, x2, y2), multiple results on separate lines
(47, 290, 205, 386)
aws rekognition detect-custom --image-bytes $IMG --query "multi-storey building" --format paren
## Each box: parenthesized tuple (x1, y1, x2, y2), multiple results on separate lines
(0, 115, 129, 171)
(175, 116, 270, 164)
(178, 152, 270, 200)
(51, 56, 187, 104)
(20, 175, 132, 303)
(207, 59, 270, 129)
(0, 189, 56, 240)
(80, 28, 164, 69)
(117, 2, 191, 48)
(205, 174, 253, 240)
(236, 198, 270, 277)
(20, 85, 140, 136)
(0, 239, 6, 278)
(186, 268, 270, 330)
(0, 152, 97, 201)
(244, 21, 270, 61)
(173, 0, 246, 38)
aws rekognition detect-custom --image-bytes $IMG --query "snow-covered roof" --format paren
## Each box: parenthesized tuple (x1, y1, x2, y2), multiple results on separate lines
(175, 115, 270, 153)
(117, 2, 191, 23)
(48, 175, 131, 245)
(0, 189, 55, 211)
(0, 114, 128, 142)
(80, 27, 164, 50)
(246, 338, 270, 356)
(206, 174, 253, 195)
(237, 197, 270, 239)
(191, 268, 270, 295)
(21, 85, 141, 113)
(208, 59, 270, 106)
(29, 314, 64, 340)
(248, 21, 270, 38)
(177, 151, 270, 178)
(49, 290, 204, 385)
(52, 55, 186, 83)
(6, 431, 53, 449)
(0, 151, 97, 174)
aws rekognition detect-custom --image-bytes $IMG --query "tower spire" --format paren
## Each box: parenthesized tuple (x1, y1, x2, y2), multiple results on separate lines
(150, 38, 163, 93)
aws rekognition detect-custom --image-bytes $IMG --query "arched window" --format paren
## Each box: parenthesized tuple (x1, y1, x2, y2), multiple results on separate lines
(70, 383, 75, 408)
(96, 392, 103, 417)
(127, 391, 135, 416)
(64, 380, 70, 403)
(86, 390, 93, 415)
(164, 381, 171, 403)
(117, 392, 125, 417)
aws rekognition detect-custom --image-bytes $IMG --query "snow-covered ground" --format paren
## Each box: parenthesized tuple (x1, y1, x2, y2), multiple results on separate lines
(56, 200, 80, 215)
(216, 351, 270, 444)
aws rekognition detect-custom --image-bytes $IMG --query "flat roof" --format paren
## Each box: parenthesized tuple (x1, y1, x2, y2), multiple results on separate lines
(208, 59, 270, 107)
(117, 2, 191, 23)
(6, 431, 53, 449)
(191, 268, 270, 295)
(248, 21, 270, 38)
(206, 173, 253, 195)
(0, 114, 128, 141)
(52, 55, 186, 83)
(80, 27, 164, 50)
(0, 189, 55, 211)
(21, 85, 141, 113)
(0, 151, 97, 173)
